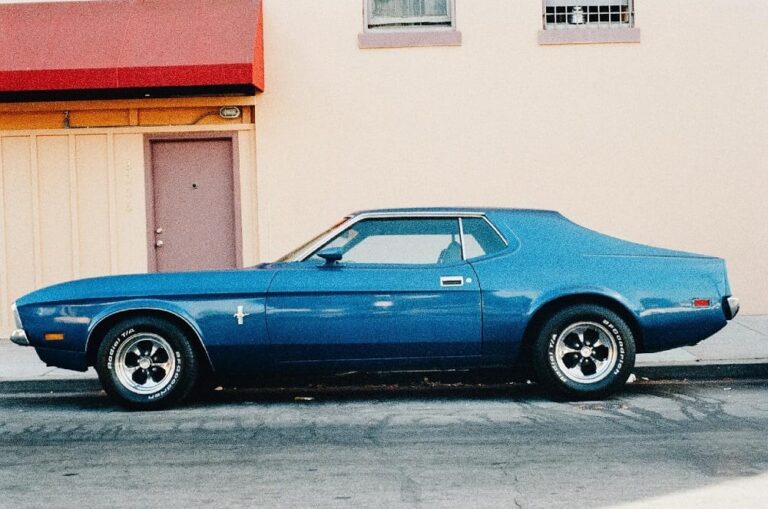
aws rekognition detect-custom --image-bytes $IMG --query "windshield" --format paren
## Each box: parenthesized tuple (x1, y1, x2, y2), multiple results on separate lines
(276, 216, 351, 262)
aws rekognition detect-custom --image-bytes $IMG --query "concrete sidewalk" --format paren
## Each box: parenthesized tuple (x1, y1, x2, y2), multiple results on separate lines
(1, 316, 767, 383)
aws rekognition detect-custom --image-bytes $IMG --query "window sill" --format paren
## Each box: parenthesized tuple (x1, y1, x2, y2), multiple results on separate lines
(358, 30, 462, 49)
(538, 27, 641, 45)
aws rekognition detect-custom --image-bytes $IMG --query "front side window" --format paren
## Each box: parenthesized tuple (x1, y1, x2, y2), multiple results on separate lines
(366, 0, 454, 30)
(310, 218, 462, 265)
(543, 0, 634, 30)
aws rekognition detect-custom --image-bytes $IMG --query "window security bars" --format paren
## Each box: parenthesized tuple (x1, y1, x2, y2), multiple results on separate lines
(367, 0, 453, 29)
(544, 0, 634, 29)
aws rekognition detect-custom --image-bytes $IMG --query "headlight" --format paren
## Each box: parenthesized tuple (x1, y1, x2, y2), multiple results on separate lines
(11, 303, 22, 329)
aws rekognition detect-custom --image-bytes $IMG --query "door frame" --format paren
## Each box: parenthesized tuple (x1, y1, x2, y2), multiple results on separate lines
(143, 131, 243, 272)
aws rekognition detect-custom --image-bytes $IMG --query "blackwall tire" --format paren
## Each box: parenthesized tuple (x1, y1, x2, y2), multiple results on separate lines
(96, 317, 199, 410)
(532, 304, 635, 399)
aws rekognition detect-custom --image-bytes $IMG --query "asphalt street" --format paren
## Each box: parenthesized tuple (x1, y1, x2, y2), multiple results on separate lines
(1, 379, 767, 508)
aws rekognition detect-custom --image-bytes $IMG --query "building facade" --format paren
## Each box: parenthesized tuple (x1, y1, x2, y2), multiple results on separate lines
(0, 0, 766, 335)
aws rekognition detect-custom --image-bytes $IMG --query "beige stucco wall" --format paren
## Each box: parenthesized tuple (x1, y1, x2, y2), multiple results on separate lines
(0, 125, 258, 335)
(253, 0, 768, 314)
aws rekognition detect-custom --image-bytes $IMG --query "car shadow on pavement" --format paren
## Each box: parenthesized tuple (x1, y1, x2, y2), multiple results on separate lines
(0, 377, 756, 411)
(197, 381, 552, 406)
(0, 377, 574, 411)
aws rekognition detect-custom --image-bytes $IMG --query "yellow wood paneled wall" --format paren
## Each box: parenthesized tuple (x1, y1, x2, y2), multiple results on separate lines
(237, 130, 260, 267)
(0, 131, 147, 334)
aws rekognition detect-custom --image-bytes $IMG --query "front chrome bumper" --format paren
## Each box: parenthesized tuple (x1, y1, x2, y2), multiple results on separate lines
(723, 296, 740, 320)
(10, 329, 30, 346)
(10, 303, 29, 346)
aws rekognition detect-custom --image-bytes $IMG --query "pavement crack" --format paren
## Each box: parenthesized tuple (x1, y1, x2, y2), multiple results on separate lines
(735, 321, 768, 338)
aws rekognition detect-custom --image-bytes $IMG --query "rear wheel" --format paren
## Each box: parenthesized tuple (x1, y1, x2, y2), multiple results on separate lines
(96, 317, 199, 410)
(532, 304, 635, 398)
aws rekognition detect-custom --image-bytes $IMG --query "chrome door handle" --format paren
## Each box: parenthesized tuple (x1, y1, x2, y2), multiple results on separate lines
(440, 276, 464, 287)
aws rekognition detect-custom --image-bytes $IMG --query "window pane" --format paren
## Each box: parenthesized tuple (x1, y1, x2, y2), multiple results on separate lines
(311, 218, 461, 265)
(543, 0, 632, 29)
(372, 0, 449, 19)
(461, 218, 507, 259)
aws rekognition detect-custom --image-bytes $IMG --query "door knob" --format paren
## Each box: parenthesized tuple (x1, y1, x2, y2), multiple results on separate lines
(155, 240, 164, 248)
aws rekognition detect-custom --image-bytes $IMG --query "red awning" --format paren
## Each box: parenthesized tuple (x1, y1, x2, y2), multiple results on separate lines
(0, 0, 264, 100)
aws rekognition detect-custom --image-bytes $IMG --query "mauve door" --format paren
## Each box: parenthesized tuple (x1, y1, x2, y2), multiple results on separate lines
(150, 138, 237, 272)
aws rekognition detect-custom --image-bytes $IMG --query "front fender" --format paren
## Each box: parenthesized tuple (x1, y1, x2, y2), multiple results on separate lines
(85, 299, 208, 363)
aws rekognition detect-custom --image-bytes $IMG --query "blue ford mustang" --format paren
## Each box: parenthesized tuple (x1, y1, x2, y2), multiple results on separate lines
(10, 208, 739, 409)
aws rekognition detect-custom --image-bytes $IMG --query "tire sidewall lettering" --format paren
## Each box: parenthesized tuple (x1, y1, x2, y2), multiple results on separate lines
(601, 319, 626, 375)
(106, 328, 134, 371)
(147, 352, 182, 401)
(548, 333, 569, 383)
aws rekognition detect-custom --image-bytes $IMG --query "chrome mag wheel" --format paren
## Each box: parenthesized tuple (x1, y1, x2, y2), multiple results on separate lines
(114, 333, 177, 395)
(554, 321, 618, 384)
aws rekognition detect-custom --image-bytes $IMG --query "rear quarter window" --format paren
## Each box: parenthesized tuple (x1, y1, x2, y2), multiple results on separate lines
(462, 217, 508, 259)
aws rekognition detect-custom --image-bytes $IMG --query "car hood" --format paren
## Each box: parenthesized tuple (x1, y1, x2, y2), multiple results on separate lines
(15, 267, 278, 307)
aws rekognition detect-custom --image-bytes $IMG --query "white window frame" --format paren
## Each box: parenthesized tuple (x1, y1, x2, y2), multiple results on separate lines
(364, 0, 456, 32)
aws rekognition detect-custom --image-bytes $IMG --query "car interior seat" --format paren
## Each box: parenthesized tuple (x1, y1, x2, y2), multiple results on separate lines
(438, 238, 462, 264)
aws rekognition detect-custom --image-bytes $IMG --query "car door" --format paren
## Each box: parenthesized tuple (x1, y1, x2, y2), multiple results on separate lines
(265, 217, 481, 369)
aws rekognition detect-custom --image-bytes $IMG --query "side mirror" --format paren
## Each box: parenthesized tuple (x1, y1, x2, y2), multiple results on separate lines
(317, 247, 343, 265)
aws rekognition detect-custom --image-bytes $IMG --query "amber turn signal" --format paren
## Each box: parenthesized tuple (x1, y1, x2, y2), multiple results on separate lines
(44, 333, 65, 341)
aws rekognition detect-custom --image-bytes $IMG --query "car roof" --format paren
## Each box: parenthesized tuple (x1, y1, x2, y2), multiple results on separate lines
(350, 207, 560, 216)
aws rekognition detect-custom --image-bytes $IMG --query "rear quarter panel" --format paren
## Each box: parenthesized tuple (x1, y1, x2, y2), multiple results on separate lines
(475, 212, 729, 361)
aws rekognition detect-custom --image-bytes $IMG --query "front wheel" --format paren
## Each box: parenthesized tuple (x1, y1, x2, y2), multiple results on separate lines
(96, 317, 199, 410)
(532, 304, 636, 399)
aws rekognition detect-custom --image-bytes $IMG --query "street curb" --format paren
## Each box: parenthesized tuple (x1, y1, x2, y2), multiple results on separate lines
(634, 362, 768, 381)
(0, 379, 102, 394)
